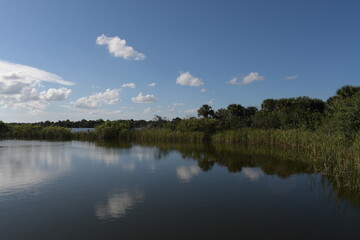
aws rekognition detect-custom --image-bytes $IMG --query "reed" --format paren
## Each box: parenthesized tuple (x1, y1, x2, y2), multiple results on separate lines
(132, 129, 205, 143)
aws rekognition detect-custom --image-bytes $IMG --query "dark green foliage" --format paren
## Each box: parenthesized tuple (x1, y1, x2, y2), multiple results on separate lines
(2, 124, 71, 140)
(0, 84, 358, 147)
(197, 104, 215, 119)
(95, 121, 132, 140)
(323, 91, 360, 140)
(255, 97, 325, 130)
(215, 105, 258, 130)
(0, 121, 9, 135)
(177, 117, 217, 133)
(251, 111, 281, 129)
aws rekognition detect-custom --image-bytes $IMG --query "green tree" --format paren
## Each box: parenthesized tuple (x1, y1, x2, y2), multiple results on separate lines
(197, 104, 214, 119)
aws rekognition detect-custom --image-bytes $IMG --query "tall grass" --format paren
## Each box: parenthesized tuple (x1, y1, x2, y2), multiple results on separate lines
(212, 128, 360, 190)
(3, 125, 72, 140)
(132, 129, 205, 143)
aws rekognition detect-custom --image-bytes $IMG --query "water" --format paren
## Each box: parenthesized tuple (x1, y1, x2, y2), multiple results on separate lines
(0, 140, 359, 239)
(70, 128, 95, 133)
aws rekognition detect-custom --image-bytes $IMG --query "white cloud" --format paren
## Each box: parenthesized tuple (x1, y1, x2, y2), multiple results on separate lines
(0, 60, 75, 86)
(176, 72, 204, 87)
(0, 141, 71, 193)
(121, 83, 136, 88)
(228, 72, 264, 85)
(72, 88, 121, 110)
(184, 108, 197, 113)
(95, 191, 145, 220)
(39, 88, 72, 101)
(176, 165, 201, 182)
(285, 75, 298, 80)
(147, 82, 156, 87)
(144, 107, 152, 113)
(207, 98, 215, 105)
(242, 168, 264, 182)
(96, 34, 146, 60)
(173, 102, 184, 106)
(0, 61, 74, 111)
(132, 92, 157, 103)
(200, 88, 207, 93)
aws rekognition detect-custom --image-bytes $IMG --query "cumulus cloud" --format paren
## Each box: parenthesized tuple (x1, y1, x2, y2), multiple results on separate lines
(95, 191, 145, 220)
(147, 83, 156, 87)
(228, 72, 264, 85)
(242, 168, 264, 182)
(121, 83, 136, 88)
(39, 88, 72, 101)
(176, 165, 201, 182)
(0, 60, 74, 110)
(96, 34, 146, 60)
(176, 72, 204, 87)
(285, 75, 298, 80)
(132, 92, 157, 103)
(72, 88, 121, 110)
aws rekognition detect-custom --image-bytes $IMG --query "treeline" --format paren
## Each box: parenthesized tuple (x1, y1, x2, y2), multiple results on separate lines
(0, 85, 359, 142)
(80, 85, 359, 142)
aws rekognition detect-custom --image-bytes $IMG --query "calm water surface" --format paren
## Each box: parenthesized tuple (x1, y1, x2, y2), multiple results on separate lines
(0, 140, 359, 239)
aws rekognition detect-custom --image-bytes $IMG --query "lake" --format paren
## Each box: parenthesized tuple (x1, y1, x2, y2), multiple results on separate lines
(0, 140, 359, 239)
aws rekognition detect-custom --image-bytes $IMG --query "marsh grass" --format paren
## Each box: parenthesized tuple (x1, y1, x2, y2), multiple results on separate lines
(212, 129, 360, 190)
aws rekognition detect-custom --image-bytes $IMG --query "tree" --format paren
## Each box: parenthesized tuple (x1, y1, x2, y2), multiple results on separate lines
(0, 121, 9, 136)
(324, 90, 360, 139)
(197, 104, 214, 118)
(227, 104, 244, 117)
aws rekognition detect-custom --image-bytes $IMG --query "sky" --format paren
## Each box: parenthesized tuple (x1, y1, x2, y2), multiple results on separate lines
(0, 0, 359, 122)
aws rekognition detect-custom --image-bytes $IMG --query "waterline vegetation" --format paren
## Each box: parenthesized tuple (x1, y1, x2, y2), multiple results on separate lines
(0, 85, 359, 190)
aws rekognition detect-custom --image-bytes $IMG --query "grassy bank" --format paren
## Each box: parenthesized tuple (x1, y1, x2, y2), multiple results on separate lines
(1, 125, 359, 190)
(212, 129, 360, 191)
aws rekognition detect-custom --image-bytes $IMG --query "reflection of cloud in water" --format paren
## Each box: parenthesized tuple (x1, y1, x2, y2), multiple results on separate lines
(95, 190, 145, 220)
(0, 140, 71, 194)
(242, 167, 264, 182)
(176, 165, 201, 182)
(72, 142, 121, 166)
(131, 145, 160, 161)
(73, 142, 160, 172)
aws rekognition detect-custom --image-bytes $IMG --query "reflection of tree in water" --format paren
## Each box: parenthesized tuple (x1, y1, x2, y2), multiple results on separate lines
(91, 140, 360, 210)
(138, 142, 360, 209)
(143, 143, 314, 178)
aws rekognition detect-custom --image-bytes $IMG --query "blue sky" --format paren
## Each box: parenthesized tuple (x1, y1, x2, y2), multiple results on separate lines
(0, 0, 359, 122)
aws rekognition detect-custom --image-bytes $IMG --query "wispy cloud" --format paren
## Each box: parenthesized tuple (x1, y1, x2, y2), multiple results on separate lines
(173, 102, 184, 106)
(228, 72, 264, 85)
(176, 72, 204, 87)
(144, 107, 152, 113)
(71, 88, 121, 110)
(121, 83, 136, 88)
(285, 75, 299, 80)
(0, 60, 73, 111)
(96, 34, 146, 60)
(147, 83, 156, 87)
(200, 88, 207, 93)
(0, 60, 74, 86)
(132, 92, 157, 103)
(184, 108, 197, 114)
